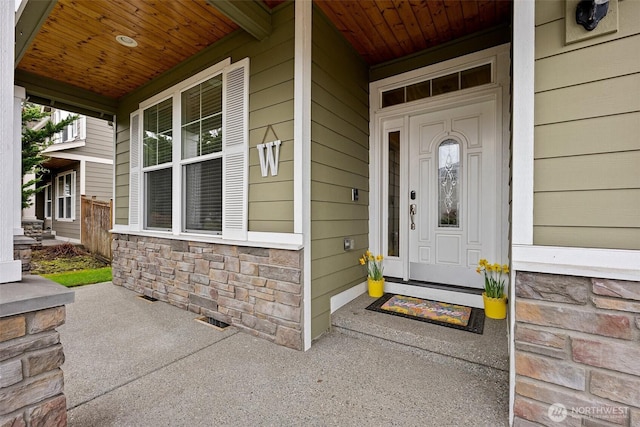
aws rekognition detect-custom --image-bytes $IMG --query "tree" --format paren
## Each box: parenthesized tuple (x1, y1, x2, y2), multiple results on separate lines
(21, 104, 78, 208)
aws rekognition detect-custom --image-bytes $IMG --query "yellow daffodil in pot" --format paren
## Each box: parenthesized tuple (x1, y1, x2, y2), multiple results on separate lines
(476, 259, 508, 319)
(359, 250, 384, 298)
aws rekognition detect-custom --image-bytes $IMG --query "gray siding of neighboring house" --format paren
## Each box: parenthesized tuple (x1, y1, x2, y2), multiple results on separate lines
(80, 117, 113, 159)
(43, 116, 113, 240)
(534, 0, 640, 250)
(51, 163, 81, 241)
(51, 116, 113, 160)
(85, 161, 113, 201)
(114, 4, 294, 233)
(310, 7, 370, 339)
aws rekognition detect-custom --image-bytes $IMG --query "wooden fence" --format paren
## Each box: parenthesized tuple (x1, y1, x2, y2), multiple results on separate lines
(81, 196, 113, 261)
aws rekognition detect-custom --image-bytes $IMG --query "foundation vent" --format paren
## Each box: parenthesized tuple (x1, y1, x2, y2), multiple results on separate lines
(137, 295, 158, 302)
(196, 316, 230, 330)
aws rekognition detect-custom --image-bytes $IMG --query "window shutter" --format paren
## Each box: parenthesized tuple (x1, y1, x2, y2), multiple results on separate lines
(79, 116, 86, 140)
(222, 59, 249, 240)
(129, 110, 141, 230)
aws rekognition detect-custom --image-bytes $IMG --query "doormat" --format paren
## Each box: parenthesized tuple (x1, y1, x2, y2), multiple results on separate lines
(365, 293, 484, 334)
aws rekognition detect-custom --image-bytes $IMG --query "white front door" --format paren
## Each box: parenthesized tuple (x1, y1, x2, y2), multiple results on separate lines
(408, 99, 498, 289)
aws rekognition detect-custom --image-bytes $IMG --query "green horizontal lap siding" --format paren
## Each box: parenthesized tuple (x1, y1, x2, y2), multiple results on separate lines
(310, 6, 370, 340)
(114, 4, 295, 231)
(114, 120, 131, 225)
(533, 0, 640, 250)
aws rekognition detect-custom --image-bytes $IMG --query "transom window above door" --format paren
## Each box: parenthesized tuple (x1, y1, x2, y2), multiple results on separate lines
(381, 63, 492, 108)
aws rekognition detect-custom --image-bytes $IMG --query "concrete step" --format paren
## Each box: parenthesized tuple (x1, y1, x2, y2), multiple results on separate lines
(331, 292, 510, 375)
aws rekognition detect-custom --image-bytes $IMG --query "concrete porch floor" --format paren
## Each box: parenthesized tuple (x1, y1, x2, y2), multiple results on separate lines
(332, 292, 510, 373)
(59, 282, 509, 426)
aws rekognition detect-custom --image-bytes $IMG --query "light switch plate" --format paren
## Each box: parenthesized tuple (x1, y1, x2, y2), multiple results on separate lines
(344, 238, 355, 251)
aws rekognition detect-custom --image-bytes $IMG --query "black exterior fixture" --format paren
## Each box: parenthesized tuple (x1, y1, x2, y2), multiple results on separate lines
(576, 0, 610, 31)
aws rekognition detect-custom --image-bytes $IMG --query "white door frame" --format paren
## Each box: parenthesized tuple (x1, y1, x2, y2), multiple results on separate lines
(369, 44, 511, 287)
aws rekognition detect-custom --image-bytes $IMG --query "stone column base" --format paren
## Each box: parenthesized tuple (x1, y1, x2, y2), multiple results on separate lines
(22, 219, 44, 244)
(0, 277, 74, 426)
(14, 235, 36, 273)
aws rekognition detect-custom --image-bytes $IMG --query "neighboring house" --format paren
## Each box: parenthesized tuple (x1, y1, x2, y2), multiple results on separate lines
(35, 109, 114, 243)
(4, 0, 638, 425)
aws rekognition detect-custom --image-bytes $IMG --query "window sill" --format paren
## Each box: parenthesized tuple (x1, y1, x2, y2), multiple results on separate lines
(110, 227, 304, 251)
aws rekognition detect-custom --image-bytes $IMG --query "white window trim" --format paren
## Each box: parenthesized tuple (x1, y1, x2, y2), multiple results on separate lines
(54, 170, 76, 221)
(53, 111, 86, 144)
(140, 96, 174, 232)
(132, 57, 250, 240)
(139, 59, 230, 110)
(43, 184, 52, 219)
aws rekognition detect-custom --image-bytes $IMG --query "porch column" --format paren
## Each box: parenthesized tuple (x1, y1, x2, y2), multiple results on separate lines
(15, 87, 27, 230)
(22, 172, 38, 221)
(0, 1, 22, 283)
(510, 0, 536, 425)
(294, 0, 312, 351)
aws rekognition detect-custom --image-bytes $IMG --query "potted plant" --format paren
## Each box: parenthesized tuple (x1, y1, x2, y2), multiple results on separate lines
(359, 250, 384, 297)
(476, 259, 508, 319)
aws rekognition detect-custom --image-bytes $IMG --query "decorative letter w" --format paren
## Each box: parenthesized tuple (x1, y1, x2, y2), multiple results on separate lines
(257, 140, 281, 177)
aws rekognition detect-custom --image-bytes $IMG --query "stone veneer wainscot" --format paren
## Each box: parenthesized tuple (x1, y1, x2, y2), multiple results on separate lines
(513, 271, 640, 426)
(111, 234, 304, 350)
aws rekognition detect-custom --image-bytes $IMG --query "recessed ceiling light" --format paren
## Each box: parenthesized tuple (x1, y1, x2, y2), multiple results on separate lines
(115, 35, 137, 47)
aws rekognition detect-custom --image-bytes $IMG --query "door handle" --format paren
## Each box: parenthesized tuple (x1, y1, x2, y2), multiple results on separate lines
(410, 204, 417, 230)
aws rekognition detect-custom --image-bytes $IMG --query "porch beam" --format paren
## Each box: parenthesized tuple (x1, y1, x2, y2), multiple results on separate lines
(14, 0, 57, 66)
(209, 0, 272, 41)
(15, 70, 117, 119)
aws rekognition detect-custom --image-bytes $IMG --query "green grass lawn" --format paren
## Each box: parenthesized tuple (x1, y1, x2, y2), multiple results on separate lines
(42, 267, 112, 288)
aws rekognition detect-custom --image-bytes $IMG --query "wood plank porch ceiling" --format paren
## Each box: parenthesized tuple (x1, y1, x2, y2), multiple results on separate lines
(315, 0, 511, 65)
(16, 0, 511, 100)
